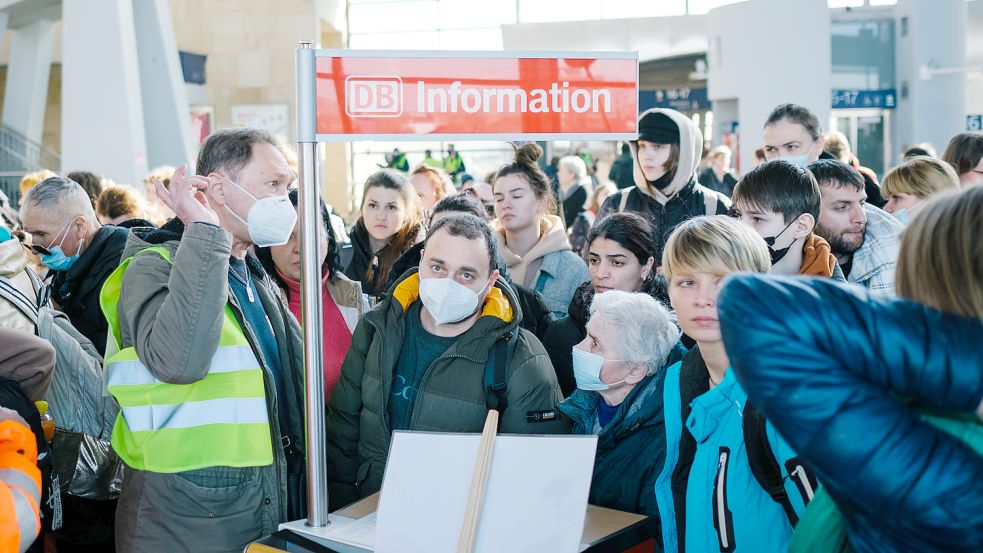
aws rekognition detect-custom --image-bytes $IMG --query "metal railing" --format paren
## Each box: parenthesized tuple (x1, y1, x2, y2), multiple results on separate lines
(0, 124, 61, 206)
(0, 124, 61, 173)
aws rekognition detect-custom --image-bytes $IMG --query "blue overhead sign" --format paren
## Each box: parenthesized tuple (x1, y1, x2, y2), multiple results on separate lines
(639, 87, 710, 112)
(831, 88, 897, 109)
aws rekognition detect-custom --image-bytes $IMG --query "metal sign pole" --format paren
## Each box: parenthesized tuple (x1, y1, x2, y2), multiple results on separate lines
(296, 40, 329, 528)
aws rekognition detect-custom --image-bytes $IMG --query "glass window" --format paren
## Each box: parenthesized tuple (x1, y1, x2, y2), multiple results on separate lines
(439, 1, 517, 29)
(348, 1, 440, 34)
(601, 0, 686, 18)
(830, 19, 895, 90)
(349, 31, 441, 50)
(517, 0, 602, 23)
(686, 0, 748, 15)
(438, 28, 505, 50)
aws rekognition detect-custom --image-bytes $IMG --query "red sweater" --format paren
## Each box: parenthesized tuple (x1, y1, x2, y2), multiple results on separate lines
(277, 268, 353, 404)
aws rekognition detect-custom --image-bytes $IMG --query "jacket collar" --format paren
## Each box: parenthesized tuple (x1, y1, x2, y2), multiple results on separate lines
(390, 270, 514, 324)
(559, 370, 664, 438)
(685, 368, 746, 442)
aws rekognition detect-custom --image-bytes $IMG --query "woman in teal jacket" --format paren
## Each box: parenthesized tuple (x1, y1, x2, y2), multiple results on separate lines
(719, 186, 983, 553)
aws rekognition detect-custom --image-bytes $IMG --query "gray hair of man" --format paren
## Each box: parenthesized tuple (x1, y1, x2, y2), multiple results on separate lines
(196, 127, 287, 181)
(23, 176, 99, 225)
(589, 290, 680, 376)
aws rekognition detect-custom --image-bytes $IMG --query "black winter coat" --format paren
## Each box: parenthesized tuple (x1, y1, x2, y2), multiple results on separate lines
(560, 185, 588, 230)
(542, 282, 592, 396)
(50, 225, 129, 355)
(558, 369, 670, 530)
(597, 177, 730, 263)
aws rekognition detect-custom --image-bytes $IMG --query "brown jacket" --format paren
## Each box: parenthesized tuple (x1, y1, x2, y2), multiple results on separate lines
(798, 234, 837, 278)
(0, 327, 55, 401)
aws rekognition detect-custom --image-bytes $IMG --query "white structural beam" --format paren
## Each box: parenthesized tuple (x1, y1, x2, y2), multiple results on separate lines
(132, 0, 194, 172)
(61, 0, 148, 183)
(707, 0, 831, 173)
(2, 18, 56, 145)
(895, 0, 967, 155)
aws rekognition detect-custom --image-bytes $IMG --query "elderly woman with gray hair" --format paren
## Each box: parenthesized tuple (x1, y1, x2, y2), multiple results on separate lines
(558, 290, 682, 521)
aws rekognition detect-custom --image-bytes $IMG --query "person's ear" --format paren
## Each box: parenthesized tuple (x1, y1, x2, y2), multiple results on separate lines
(625, 363, 647, 385)
(814, 135, 827, 158)
(642, 256, 656, 280)
(793, 213, 815, 239)
(73, 215, 89, 237)
(486, 269, 500, 292)
(205, 173, 229, 207)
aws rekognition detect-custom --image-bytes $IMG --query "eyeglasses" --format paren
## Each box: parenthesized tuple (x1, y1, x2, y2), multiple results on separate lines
(27, 243, 53, 256)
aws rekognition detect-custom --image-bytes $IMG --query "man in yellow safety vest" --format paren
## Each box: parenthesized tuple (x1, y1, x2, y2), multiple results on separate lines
(101, 128, 307, 552)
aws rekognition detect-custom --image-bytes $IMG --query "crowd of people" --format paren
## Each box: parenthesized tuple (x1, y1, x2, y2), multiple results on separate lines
(0, 101, 980, 553)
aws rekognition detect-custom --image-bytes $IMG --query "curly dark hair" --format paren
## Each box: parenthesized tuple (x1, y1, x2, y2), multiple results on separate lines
(254, 188, 343, 291)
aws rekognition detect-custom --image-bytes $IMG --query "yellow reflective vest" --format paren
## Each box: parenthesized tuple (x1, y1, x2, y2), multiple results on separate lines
(100, 247, 273, 473)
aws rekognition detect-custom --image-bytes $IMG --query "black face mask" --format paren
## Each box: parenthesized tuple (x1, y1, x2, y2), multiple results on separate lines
(763, 219, 797, 265)
(633, 147, 675, 191)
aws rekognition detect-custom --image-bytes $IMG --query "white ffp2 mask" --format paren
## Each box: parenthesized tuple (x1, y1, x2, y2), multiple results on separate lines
(419, 277, 482, 325)
(223, 177, 297, 247)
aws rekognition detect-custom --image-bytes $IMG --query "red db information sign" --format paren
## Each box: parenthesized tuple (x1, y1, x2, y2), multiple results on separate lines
(314, 51, 638, 141)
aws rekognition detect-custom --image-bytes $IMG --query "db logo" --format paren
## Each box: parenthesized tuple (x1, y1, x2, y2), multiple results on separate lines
(345, 76, 402, 117)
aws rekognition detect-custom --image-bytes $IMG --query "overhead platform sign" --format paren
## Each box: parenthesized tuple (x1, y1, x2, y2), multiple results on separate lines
(307, 50, 639, 141)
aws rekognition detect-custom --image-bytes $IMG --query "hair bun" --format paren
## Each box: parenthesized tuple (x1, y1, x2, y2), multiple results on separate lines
(514, 143, 543, 166)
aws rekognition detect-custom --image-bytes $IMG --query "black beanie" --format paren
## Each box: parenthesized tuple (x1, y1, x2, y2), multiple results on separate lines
(637, 111, 680, 144)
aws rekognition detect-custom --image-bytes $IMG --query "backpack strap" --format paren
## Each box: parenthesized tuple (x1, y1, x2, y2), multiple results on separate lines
(484, 330, 519, 420)
(617, 187, 634, 213)
(703, 187, 718, 216)
(743, 401, 799, 526)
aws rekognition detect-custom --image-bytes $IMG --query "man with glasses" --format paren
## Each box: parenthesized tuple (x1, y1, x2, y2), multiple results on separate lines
(21, 176, 129, 355)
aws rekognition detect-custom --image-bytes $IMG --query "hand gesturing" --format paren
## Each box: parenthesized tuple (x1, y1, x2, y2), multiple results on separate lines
(153, 164, 220, 227)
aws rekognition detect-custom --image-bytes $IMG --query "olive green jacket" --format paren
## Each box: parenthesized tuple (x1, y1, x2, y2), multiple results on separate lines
(326, 269, 569, 509)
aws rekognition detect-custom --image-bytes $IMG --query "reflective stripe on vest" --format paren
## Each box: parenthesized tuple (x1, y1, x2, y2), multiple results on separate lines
(100, 246, 274, 473)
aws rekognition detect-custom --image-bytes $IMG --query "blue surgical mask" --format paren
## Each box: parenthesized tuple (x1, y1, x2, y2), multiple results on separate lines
(891, 200, 922, 226)
(572, 347, 626, 392)
(892, 208, 911, 225)
(780, 155, 810, 169)
(40, 221, 83, 272)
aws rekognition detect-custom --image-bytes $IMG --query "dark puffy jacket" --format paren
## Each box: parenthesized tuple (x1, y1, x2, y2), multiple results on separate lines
(558, 370, 667, 523)
(325, 270, 569, 510)
(719, 275, 983, 553)
(50, 224, 128, 355)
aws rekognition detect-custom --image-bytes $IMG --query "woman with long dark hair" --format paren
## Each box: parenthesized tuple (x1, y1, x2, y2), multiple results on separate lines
(542, 211, 674, 395)
(345, 170, 424, 299)
(255, 188, 369, 403)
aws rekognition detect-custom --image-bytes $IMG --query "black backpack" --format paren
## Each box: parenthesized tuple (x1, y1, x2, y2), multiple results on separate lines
(0, 378, 58, 552)
(482, 331, 518, 421)
(743, 402, 819, 526)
